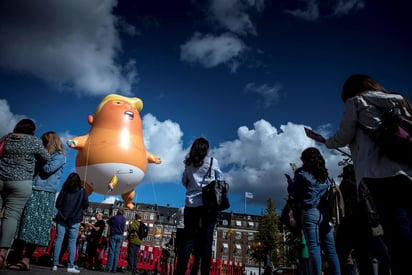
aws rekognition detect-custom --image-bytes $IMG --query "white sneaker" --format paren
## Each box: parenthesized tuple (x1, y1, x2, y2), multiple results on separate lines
(52, 266, 58, 271)
(67, 267, 80, 273)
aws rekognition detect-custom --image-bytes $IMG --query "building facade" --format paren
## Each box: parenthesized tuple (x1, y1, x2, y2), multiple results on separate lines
(83, 200, 261, 269)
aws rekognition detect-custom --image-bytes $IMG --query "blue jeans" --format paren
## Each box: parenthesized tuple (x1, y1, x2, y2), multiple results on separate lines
(53, 222, 80, 268)
(107, 234, 123, 272)
(302, 207, 340, 275)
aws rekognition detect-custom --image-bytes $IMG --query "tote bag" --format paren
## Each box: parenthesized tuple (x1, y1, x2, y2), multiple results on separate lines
(202, 158, 230, 211)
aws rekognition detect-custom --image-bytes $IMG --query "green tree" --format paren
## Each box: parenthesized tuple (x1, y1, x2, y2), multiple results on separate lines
(251, 197, 282, 273)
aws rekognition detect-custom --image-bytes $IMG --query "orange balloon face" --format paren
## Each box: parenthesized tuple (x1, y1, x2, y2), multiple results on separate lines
(92, 99, 143, 134)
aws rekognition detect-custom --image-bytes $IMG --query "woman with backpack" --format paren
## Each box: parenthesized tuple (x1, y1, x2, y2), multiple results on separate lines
(288, 147, 340, 275)
(324, 74, 412, 274)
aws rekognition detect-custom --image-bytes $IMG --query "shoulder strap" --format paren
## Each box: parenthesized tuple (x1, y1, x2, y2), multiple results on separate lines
(206, 157, 213, 178)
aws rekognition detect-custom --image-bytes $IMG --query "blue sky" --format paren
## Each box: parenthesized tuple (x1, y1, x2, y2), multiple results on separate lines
(0, 0, 411, 215)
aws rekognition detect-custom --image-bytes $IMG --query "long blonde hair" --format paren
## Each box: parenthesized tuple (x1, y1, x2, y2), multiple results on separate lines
(41, 131, 65, 155)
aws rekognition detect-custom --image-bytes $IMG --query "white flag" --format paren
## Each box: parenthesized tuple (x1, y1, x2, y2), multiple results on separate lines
(245, 192, 254, 199)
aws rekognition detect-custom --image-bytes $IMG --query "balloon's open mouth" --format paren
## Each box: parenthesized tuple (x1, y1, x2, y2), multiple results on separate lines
(124, 111, 134, 120)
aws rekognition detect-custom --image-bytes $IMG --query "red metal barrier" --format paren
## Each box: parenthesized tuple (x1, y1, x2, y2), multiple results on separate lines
(210, 258, 220, 275)
(156, 248, 169, 274)
(233, 262, 245, 275)
(117, 241, 129, 268)
(30, 228, 246, 275)
(136, 245, 160, 273)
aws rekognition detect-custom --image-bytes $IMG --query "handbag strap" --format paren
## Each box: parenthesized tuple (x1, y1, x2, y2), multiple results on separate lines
(206, 157, 214, 179)
(0, 133, 11, 143)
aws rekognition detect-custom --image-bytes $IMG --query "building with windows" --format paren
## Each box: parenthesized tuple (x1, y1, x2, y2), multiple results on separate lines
(84, 200, 261, 269)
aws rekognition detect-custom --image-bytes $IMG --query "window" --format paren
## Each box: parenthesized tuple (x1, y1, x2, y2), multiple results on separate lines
(222, 243, 228, 253)
(248, 221, 254, 227)
(125, 211, 131, 219)
(144, 213, 149, 220)
(248, 233, 254, 241)
(235, 232, 241, 240)
(150, 213, 155, 220)
(234, 244, 241, 253)
(222, 256, 228, 261)
(164, 225, 173, 233)
(222, 219, 228, 226)
(235, 220, 242, 226)
(234, 257, 241, 263)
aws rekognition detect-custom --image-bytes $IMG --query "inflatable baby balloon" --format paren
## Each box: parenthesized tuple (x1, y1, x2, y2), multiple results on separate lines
(67, 94, 161, 209)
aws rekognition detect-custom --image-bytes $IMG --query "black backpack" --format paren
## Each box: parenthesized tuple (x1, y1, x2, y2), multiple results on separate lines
(359, 97, 412, 165)
(138, 221, 148, 239)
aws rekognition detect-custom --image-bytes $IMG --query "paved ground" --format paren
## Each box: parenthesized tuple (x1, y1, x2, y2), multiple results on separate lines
(0, 265, 125, 274)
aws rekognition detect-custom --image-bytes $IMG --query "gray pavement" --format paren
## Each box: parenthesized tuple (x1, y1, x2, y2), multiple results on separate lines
(0, 264, 117, 274)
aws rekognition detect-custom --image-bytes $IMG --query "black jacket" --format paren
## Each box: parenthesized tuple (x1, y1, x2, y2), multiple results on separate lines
(55, 187, 89, 225)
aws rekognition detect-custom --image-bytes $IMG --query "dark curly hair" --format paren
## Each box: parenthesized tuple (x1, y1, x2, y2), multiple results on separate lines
(184, 137, 209, 167)
(13, 118, 35, 135)
(300, 147, 328, 183)
(61, 172, 82, 193)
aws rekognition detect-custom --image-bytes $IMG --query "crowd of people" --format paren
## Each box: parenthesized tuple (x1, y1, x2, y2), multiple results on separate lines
(288, 74, 412, 275)
(0, 73, 411, 275)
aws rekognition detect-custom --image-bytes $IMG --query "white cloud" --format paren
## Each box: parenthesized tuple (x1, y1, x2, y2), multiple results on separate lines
(102, 196, 117, 204)
(333, 0, 365, 16)
(180, 32, 246, 71)
(0, 99, 26, 137)
(142, 114, 187, 183)
(0, 0, 138, 96)
(244, 82, 282, 108)
(285, 0, 320, 21)
(212, 120, 345, 208)
(285, 0, 366, 21)
(208, 0, 265, 36)
(139, 116, 346, 209)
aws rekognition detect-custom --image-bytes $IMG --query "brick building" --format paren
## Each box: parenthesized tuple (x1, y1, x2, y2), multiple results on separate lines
(83, 200, 261, 270)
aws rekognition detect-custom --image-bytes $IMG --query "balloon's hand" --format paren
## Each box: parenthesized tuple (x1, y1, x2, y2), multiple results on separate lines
(147, 152, 162, 164)
(67, 140, 76, 147)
